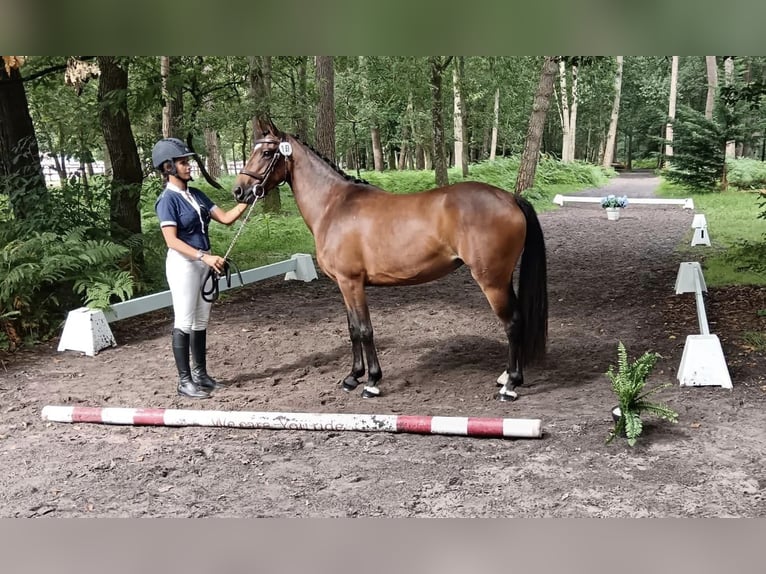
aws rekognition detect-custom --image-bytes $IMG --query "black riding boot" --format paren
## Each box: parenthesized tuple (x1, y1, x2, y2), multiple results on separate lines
(190, 329, 221, 390)
(172, 328, 210, 399)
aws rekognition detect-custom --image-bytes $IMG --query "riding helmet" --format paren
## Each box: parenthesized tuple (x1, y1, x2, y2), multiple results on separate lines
(152, 138, 195, 170)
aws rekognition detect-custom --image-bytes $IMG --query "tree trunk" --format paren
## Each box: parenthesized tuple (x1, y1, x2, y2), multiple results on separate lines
(218, 132, 228, 175)
(415, 143, 425, 170)
(490, 87, 500, 161)
(515, 56, 558, 195)
(452, 57, 468, 176)
(602, 56, 623, 168)
(705, 56, 718, 121)
(371, 127, 384, 171)
(249, 56, 280, 212)
(429, 56, 452, 187)
(241, 124, 248, 166)
(97, 56, 144, 269)
(53, 151, 67, 182)
(315, 56, 336, 160)
(0, 60, 47, 219)
(665, 56, 679, 163)
(160, 56, 184, 138)
(397, 92, 412, 171)
(568, 62, 579, 161)
(160, 56, 171, 137)
(397, 94, 413, 170)
(204, 128, 220, 178)
(295, 57, 309, 141)
(387, 147, 397, 170)
(558, 60, 571, 162)
(725, 56, 736, 159)
(249, 56, 272, 137)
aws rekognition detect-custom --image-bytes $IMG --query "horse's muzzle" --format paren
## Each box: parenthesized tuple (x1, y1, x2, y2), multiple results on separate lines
(233, 185, 251, 204)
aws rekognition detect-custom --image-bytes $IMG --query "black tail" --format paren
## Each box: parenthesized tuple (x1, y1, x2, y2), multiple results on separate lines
(516, 195, 548, 366)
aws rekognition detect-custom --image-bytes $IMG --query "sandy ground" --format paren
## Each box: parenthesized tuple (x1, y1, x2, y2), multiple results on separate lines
(1, 172, 765, 517)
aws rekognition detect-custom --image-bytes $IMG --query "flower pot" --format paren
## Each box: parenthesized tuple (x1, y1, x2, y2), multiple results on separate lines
(605, 207, 620, 221)
(611, 406, 627, 437)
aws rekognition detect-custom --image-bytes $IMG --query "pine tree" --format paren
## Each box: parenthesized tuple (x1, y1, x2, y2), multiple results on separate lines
(665, 105, 726, 191)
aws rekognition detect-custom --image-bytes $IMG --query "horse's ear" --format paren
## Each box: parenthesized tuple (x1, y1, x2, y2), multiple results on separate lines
(266, 117, 283, 137)
(253, 117, 267, 138)
(254, 117, 283, 138)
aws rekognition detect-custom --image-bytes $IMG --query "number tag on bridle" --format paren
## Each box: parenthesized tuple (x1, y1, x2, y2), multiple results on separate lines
(278, 142, 293, 156)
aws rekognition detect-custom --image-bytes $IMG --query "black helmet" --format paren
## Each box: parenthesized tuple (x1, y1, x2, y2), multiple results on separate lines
(152, 137, 195, 170)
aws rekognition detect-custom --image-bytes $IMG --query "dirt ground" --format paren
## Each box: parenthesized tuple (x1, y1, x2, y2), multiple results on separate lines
(1, 172, 765, 517)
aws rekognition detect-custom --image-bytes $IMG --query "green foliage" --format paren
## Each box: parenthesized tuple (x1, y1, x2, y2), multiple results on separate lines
(0, 224, 133, 350)
(742, 331, 766, 352)
(361, 156, 612, 199)
(726, 158, 766, 190)
(74, 270, 134, 309)
(658, 179, 766, 286)
(606, 342, 678, 447)
(665, 105, 726, 191)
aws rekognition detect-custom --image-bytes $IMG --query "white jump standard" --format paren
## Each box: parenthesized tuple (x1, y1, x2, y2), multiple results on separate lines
(674, 262, 732, 389)
(41, 405, 544, 439)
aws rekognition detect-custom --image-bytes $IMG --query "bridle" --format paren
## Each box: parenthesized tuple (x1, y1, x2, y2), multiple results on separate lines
(201, 136, 292, 303)
(238, 137, 291, 201)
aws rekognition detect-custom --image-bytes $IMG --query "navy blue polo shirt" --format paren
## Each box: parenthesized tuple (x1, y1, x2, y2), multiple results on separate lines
(155, 184, 218, 251)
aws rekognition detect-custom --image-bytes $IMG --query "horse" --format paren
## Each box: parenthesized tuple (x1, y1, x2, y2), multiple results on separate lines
(233, 119, 548, 401)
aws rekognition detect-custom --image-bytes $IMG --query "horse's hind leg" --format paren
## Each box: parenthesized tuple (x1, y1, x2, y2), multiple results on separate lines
(496, 288, 524, 402)
(337, 278, 383, 397)
(474, 278, 523, 401)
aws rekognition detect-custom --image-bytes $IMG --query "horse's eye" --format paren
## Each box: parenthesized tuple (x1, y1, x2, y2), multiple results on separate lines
(263, 150, 273, 158)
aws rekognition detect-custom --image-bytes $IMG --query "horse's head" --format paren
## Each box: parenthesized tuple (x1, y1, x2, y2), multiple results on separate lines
(233, 117, 291, 204)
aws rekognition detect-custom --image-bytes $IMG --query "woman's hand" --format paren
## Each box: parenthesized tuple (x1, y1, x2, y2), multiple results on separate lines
(201, 253, 226, 274)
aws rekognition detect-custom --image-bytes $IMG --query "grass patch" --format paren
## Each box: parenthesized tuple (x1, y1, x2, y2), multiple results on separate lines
(656, 178, 766, 287)
(742, 331, 766, 352)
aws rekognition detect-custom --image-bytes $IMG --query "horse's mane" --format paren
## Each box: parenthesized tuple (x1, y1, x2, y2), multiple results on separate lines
(292, 135, 369, 185)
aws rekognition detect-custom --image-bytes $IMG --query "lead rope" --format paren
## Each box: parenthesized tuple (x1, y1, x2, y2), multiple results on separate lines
(201, 196, 260, 303)
(203, 140, 287, 302)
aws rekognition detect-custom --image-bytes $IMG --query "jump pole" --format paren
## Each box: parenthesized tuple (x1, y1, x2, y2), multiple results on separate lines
(41, 406, 542, 439)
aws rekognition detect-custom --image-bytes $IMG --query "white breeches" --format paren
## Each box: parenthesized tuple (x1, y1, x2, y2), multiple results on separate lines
(166, 248, 212, 333)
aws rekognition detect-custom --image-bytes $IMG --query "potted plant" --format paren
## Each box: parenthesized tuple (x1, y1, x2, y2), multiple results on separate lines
(606, 342, 678, 446)
(600, 194, 629, 220)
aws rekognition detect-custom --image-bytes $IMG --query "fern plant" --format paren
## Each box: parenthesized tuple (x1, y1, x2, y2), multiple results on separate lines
(606, 342, 679, 446)
(0, 223, 134, 349)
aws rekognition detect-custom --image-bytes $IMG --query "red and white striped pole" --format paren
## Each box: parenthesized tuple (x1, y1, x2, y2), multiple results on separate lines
(42, 405, 542, 439)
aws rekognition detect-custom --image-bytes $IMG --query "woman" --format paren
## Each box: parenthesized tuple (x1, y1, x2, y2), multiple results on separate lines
(152, 137, 251, 399)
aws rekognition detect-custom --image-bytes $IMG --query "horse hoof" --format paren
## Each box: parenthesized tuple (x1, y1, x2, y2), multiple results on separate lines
(341, 376, 360, 392)
(361, 385, 380, 399)
(497, 387, 518, 402)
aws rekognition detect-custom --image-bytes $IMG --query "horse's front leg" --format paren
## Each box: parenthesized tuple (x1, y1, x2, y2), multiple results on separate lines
(341, 308, 366, 391)
(338, 279, 383, 397)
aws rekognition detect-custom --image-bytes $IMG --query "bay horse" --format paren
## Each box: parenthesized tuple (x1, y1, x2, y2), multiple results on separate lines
(233, 119, 548, 401)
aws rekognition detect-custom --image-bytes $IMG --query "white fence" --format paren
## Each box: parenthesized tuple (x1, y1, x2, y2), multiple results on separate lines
(674, 262, 732, 388)
(58, 254, 318, 356)
(42, 158, 249, 187)
(552, 194, 695, 210)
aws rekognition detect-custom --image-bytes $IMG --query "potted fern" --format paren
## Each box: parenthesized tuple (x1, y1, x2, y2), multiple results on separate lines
(606, 342, 679, 446)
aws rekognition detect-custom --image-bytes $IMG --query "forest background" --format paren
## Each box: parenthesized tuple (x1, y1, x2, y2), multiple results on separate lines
(1, 56, 765, 351)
